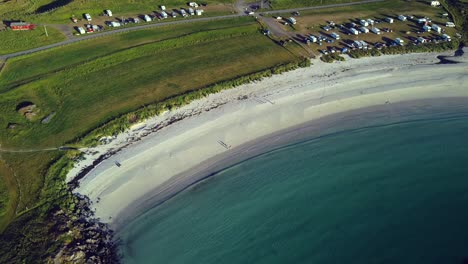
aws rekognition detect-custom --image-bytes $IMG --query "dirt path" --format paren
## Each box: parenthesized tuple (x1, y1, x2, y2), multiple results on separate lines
(47, 24, 74, 39)
(0, 145, 79, 153)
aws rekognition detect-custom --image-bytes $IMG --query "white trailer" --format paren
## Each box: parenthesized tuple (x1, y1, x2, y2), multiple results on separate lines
(160, 5, 166, 11)
(445, 22, 455, 27)
(360, 26, 369, 33)
(105, 10, 113, 16)
(397, 15, 407, 21)
(349, 28, 359, 35)
(359, 19, 369, 26)
(110, 21, 121, 27)
(188, 8, 195, 16)
(288, 17, 297, 25)
(431, 24, 442, 33)
(181, 9, 188, 17)
(84, 13, 92, 21)
(394, 38, 404, 46)
(423, 25, 431, 32)
(77, 26, 86, 34)
(330, 32, 340, 40)
(144, 15, 152, 22)
(196, 9, 203, 16)
(417, 18, 427, 24)
(371, 27, 381, 34)
(441, 34, 451, 41)
(161, 11, 168, 19)
(385, 17, 394, 23)
(366, 18, 374, 25)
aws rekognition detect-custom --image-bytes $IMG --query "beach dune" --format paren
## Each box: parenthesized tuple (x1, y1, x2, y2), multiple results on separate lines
(71, 52, 468, 228)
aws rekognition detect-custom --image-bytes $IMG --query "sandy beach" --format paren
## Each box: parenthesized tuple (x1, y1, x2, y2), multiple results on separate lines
(69, 50, 468, 228)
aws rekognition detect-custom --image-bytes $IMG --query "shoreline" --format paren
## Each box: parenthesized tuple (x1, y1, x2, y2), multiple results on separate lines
(68, 50, 468, 230)
(115, 98, 468, 231)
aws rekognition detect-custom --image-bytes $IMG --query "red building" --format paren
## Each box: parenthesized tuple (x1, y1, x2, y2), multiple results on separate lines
(10, 22, 35, 31)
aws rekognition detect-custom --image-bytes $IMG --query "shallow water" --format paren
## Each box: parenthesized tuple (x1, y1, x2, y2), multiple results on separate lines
(118, 114, 468, 264)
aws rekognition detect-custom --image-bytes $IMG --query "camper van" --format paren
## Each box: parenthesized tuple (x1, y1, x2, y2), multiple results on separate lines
(84, 13, 92, 21)
(76, 26, 86, 34)
(360, 26, 369, 33)
(330, 32, 340, 40)
(144, 15, 152, 22)
(359, 19, 369, 26)
(371, 27, 381, 34)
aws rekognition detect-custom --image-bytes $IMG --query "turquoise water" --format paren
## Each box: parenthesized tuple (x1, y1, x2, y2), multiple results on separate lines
(119, 115, 468, 264)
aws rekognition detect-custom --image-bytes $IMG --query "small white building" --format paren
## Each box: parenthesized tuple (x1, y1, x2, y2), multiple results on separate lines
(431, 24, 442, 33)
(397, 15, 407, 21)
(105, 10, 113, 16)
(422, 25, 431, 32)
(330, 32, 340, 40)
(431, 1, 441, 7)
(360, 26, 369, 33)
(385, 17, 394, 23)
(143, 15, 152, 22)
(395, 38, 404, 46)
(446, 22, 455, 27)
(371, 27, 381, 34)
(288, 17, 297, 25)
(349, 28, 359, 35)
(359, 19, 369, 26)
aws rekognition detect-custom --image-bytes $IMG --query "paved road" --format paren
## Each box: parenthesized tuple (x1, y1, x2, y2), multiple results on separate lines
(0, 0, 384, 60)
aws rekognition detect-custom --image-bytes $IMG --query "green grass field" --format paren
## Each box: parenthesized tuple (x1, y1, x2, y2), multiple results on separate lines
(269, 0, 366, 10)
(0, 26, 66, 55)
(0, 16, 298, 235)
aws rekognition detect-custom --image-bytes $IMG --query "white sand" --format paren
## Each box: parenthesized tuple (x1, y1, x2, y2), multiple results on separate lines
(70, 51, 468, 227)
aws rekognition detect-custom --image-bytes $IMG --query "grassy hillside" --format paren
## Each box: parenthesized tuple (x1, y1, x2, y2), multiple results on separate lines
(0, 16, 299, 236)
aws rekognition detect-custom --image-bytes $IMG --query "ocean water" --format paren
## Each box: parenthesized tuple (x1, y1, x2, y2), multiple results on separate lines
(119, 114, 468, 264)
